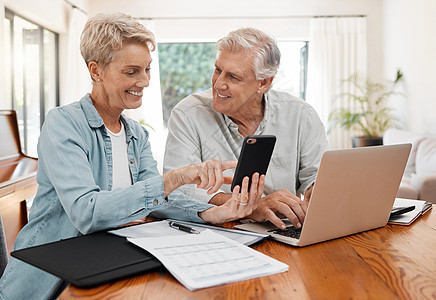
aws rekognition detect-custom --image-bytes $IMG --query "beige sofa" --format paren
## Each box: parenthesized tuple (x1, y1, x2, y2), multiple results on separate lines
(384, 128, 436, 203)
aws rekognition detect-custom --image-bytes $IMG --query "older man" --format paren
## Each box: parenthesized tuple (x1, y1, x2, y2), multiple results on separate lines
(164, 28, 329, 230)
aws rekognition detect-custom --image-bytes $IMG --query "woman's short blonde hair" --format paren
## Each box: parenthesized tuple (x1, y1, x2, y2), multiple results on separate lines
(80, 12, 156, 70)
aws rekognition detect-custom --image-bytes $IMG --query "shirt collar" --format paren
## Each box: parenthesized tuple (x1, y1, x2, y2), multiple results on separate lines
(80, 94, 104, 128)
(222, 93, 270, 133)
(80, 93, 137, 140)
(257, 93, 270, 133)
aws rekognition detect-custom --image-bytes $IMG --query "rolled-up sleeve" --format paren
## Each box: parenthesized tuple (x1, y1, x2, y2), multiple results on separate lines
(151, 189, 215, 223)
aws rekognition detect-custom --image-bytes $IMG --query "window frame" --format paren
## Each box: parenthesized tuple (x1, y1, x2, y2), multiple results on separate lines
(4, 8, 60, 154)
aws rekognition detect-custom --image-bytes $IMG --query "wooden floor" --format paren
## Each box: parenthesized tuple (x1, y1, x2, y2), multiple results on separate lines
(59, 207, 436, 300)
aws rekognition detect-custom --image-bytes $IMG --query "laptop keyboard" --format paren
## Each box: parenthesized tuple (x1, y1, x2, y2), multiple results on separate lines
(268, 226, 302, 239)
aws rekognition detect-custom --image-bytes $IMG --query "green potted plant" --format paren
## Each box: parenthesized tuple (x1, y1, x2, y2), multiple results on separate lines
(328, 69, 404, 147)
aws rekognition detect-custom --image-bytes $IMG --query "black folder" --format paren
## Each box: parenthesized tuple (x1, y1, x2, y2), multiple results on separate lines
(11, 230, 163, 288)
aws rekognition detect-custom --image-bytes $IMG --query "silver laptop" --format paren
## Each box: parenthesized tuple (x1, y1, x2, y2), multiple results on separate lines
(235, 144, 411, 247)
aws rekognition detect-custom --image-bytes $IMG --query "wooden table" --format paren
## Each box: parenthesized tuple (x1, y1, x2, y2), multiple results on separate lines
(59, 208, 436, 300)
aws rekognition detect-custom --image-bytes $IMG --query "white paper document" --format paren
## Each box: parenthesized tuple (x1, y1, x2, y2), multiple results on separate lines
(109, 220, 267, 246)
(389, 198, 432, 225)
(128, 230, 288, 291)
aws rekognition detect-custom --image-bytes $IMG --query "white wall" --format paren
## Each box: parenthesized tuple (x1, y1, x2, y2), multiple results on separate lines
(1, 0, 386, 168)
(0, 0, 5, 105)
(2, 0, 385, 109)
(88, 0, 384, 82)
(7, 0, 435, 162)
(383, 0, 436, 134)
(4, 0, 69, 33)
(2, 0, 434, 151)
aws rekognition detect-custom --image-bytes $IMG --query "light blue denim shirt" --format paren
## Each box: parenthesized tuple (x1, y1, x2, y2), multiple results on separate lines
(0, 94, 213, 300)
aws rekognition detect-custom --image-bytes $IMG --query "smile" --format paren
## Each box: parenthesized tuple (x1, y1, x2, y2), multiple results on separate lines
(126, 90, 143, 97)
(217, 92, 230, 99)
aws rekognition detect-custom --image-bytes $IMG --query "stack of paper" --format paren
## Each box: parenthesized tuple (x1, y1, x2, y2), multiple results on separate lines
(128, 230, 288, 291)
(109, 220, 267, 246)
(388, 198, 433, 225)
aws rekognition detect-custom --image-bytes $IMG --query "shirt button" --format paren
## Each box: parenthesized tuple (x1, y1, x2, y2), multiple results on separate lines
(129, 160, 135, 165)
(153, 199, 158, 206)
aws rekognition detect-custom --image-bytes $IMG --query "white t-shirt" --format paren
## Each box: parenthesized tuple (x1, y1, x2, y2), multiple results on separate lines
(107, 122, 132, 189)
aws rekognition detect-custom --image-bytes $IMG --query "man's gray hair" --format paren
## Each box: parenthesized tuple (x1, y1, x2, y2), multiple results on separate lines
(216, 28, 281, 80)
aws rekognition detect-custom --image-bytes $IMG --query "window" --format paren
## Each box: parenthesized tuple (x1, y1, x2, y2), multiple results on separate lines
(275, 41, 308, 100)
(3, 9, 59, 157)
(158, 41, 308, 125)
(158, 43, 216, 125)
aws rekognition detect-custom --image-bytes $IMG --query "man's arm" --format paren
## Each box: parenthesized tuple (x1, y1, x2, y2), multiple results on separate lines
(164, 104, 226, 203)
(297, 108, 329, 194)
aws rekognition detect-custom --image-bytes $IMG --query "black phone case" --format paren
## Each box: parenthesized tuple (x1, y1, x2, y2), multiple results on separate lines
(231, 135, 276, 191)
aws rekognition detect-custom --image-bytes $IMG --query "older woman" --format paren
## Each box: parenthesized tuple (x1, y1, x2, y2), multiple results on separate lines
(0, 13, 264, 299)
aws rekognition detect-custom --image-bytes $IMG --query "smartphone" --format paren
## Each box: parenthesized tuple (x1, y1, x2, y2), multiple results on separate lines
(231, 135, 276, 191)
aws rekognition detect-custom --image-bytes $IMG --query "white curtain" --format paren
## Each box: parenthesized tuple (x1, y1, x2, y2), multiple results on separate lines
(306, 17, 367, 149)
(124, 20, 165, 174)
(62, 7, 89, 105)
(0, 0, 6, 105)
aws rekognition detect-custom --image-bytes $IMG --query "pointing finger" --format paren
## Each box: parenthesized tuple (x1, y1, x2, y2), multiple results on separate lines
(221, 161, 238, 171)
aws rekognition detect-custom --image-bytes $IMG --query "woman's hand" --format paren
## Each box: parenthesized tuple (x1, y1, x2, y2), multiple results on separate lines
(163, 159, 237, 197)
(199, 173, 266, 224)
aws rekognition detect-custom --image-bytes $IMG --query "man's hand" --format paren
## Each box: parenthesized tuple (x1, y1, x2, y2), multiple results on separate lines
(304, 185, 314, 203)
(245, 189, 308, 230)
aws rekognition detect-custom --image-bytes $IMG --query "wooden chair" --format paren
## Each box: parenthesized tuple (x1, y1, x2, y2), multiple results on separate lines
(0, 110, 38, 256)
(0, 210, 8, 276)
